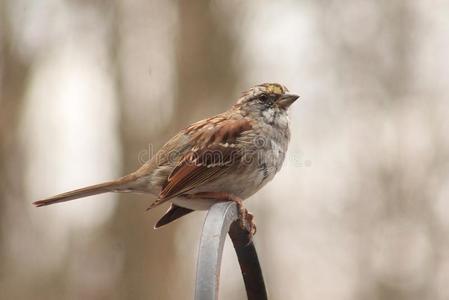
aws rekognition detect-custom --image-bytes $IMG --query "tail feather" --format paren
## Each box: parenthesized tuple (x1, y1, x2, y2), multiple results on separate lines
(33, 180, 124, 207)
(154, 205, 193, 228)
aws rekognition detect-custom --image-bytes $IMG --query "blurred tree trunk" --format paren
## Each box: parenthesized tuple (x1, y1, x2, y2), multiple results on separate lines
(0, 0, 30, 294)
(176, 1, 238, 122)
(108, 1, 238, 299)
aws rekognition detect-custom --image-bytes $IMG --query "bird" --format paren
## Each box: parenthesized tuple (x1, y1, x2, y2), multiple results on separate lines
(33, 83, 299, 236)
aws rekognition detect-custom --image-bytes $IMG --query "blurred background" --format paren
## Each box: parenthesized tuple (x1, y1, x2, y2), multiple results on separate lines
(1, 0, 449, 299)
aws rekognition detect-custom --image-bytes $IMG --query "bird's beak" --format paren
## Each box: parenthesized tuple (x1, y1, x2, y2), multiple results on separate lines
(276, 93, 299, 109)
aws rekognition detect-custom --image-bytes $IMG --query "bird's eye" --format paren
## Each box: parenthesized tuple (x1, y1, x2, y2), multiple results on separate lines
(259, 94, 268, 102)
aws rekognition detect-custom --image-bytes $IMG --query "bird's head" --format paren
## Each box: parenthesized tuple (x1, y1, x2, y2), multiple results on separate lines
(234, 83, 299, 124)
(236, 83, 298, 109)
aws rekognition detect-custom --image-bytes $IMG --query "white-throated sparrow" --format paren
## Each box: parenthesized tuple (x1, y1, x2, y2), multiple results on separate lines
(34, 83, 299, 236)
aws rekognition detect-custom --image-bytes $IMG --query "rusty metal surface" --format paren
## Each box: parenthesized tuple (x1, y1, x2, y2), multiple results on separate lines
(194, 202, 268, 300)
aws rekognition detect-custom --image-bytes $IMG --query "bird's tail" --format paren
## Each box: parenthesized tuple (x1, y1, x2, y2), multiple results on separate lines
(33, 175, 136, 207)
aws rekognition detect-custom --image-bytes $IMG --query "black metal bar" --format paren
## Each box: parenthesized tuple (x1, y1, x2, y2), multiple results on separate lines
(195, 202, 268, 300)
(229, 223, 268, 300)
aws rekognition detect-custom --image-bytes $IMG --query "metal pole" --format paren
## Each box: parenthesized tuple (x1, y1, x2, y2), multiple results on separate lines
(195, 202, 268, 300)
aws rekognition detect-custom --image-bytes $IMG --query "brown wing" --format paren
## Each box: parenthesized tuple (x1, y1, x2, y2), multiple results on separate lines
(160, 145, 237, 199)
(147, 117, 252, 209)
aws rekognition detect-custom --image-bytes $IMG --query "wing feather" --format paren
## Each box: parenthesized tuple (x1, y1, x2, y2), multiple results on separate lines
(158, 117, 252, 202)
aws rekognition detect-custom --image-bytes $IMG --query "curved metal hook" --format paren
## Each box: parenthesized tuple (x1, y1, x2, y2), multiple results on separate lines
(195, 202, 268, 300)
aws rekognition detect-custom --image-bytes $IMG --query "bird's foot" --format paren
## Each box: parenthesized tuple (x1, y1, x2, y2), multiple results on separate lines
(186, 192, 257, 240)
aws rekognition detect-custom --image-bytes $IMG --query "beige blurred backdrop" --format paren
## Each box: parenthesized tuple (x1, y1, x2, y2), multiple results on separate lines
(1, 0, 449, 299)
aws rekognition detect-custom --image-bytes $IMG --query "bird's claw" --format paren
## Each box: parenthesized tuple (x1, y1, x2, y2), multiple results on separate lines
(237, 206, 257, 241)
